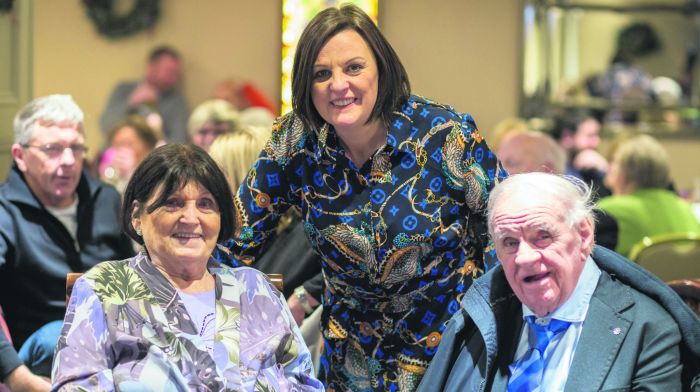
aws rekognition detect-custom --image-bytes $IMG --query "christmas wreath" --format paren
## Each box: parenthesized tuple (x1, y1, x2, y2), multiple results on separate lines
(83, 0, 160, 39)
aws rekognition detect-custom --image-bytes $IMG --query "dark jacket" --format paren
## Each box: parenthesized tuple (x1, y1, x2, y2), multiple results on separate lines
(418, 246, 700, 391)
(0, 165, 133, 347)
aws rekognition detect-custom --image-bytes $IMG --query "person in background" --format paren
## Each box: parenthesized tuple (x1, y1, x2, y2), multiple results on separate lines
(97, 115, 160, 193)
(489, 117, 529, 153)
(52, 144, 323, 391)
(0, 95, 134, 378)
(220, 4, 506, 390)
(496, 131, 566, 175)
(188, 99, 239, 151)
(551, 110, 610, 199)
(100, 45, 189, 143)
(597, 134, 700, 257)
(1, 311, 49, 392)
(419, 172, 699, 391)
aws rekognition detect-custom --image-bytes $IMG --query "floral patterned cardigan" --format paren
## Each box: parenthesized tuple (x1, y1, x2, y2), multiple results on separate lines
(51, 252, 324, 391)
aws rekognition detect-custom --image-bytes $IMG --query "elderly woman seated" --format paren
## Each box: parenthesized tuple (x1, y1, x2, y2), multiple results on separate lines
(51, 144, 323, 391)
(597, 134, 700, 257)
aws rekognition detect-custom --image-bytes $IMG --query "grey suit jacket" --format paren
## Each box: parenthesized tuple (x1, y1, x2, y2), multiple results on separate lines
(487, 272, 682, 391)
(418, 257, 688, 391)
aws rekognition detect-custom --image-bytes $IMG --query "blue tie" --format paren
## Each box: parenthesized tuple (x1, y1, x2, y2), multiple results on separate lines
(507, 316, 572, 392)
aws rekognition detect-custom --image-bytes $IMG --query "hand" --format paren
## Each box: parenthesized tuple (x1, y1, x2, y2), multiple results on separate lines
(4, 365, 51, 392)
(573, 149, 609, 173)
(109, 147, 137, 179)
(128, 83, 158, 107)
(286, 288, 320, 326)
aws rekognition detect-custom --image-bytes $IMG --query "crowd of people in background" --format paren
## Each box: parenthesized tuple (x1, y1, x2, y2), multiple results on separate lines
(0, 4, 699, 392)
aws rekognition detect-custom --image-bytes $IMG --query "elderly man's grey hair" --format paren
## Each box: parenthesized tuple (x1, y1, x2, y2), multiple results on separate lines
(486, 172, 596, 239)
(13, 94, 84, 145)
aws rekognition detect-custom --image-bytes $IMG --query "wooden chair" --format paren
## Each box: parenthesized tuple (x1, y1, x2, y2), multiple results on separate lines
(628, 232, 700, 282)
(67, 272, 284, 304)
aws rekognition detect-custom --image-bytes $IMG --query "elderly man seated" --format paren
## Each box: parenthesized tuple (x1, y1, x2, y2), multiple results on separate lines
(419, 173, 700, 391)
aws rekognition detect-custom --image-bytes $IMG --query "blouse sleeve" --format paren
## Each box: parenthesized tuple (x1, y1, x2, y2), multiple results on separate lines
(238, 270, 324, 391)
(222, 114, 301, 266)
(458, 114, 507, 271)
(51, 278, 115, 391)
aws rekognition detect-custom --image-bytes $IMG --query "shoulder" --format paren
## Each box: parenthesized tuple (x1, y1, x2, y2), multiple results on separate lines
(393, 95, 480, 136)
(265, 112, 308, 164)
(84, 258, 132, 280)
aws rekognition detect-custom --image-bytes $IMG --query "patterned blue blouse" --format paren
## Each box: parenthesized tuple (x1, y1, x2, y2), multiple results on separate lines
(216, 95, 507, 391)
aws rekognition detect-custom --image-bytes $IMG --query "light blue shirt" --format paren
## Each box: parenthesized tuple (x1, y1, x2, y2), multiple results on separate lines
(512, 256, 601, 391)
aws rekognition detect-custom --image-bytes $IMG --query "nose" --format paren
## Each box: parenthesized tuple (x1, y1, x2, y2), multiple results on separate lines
(59, 147, 76, 165)
(180, 202, 199, 224)
(514, 241, 541, 265)
(329, 72, 349, 92)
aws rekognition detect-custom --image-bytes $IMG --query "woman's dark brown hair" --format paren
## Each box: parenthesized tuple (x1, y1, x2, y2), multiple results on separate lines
(291, 3, 410, 131)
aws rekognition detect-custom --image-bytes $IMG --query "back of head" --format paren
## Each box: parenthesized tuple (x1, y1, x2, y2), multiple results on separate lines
(13, 94, 84, 145)
(487, 172, 596, 238)
(292, 3, 410, 131)
(208, 126, 271, 193)
(613, 134, 670, 190)
(121, 144, 234, 245)
(188, 99, 240, 137)
(498, 131, 567, 175)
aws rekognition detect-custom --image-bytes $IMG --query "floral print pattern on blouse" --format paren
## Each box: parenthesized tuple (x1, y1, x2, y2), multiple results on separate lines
(51, 252, 324, 391)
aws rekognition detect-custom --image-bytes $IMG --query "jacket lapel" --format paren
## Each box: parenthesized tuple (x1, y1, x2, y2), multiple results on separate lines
(564, 272, 634, 391)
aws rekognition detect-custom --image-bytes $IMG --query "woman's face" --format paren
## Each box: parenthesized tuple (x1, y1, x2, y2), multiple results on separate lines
(193, 121, 231, 151)
(132, 181, 221, 266)
(311, 29, 379, 136)
(112, 126, 150, 162)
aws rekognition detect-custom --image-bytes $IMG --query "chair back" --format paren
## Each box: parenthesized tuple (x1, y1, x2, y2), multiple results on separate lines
(67, 272, 284, 304)
(628, 232, 700, 281)
(666, 279, 700, 316)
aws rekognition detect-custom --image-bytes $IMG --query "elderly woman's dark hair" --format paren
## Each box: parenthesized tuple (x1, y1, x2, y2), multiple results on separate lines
(292, 3, 411, 131)
(121, 144, 234, 245)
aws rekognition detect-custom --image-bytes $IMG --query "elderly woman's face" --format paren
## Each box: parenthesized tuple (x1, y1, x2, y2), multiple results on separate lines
(132, 181, 221, 266)
(311, 29, 379, 135)
(193, 121, 231, 151)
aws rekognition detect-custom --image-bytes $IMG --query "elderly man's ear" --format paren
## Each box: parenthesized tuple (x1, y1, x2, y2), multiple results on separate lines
(578, 218, 595, 258)
(10, 144, 28, 172)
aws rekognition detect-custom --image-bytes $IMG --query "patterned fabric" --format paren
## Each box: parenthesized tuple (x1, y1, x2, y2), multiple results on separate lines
(216, 95, 506, 391)
(507, 318, 572, 392)
(51, 252, 323, 391)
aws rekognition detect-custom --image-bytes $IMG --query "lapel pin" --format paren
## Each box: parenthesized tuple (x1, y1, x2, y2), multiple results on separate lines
(612, 327, 621, 335)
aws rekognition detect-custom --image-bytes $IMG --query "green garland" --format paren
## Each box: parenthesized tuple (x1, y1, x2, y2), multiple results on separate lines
(83, 0, 160, 39)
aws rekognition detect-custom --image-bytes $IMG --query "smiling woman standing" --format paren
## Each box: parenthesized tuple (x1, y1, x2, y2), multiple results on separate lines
(51, 144, 323, 391)
(217, 4, 506, 391)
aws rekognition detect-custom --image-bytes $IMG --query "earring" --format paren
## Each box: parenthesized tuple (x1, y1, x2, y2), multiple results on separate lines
(136, 228, 142, 236)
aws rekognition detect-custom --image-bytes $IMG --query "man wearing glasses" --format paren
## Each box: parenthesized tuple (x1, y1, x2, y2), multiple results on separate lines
(0, 95, 133, 388)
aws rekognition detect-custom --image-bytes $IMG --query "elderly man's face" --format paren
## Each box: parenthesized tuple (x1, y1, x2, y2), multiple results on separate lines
(491, 193, 593, 317)
(12, 122, 85, 208)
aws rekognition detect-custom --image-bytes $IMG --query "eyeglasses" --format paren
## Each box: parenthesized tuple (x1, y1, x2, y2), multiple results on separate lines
(22, 143, 89, 159)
